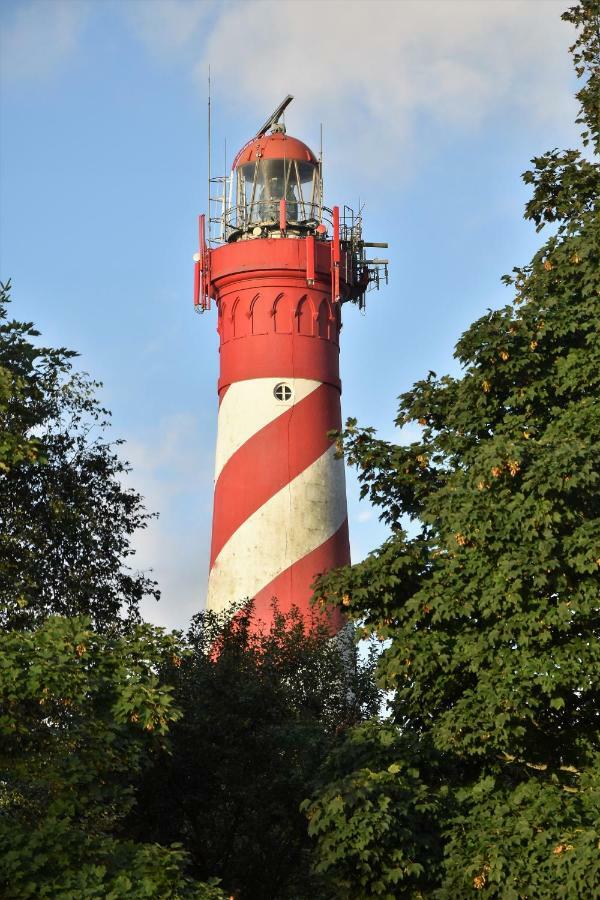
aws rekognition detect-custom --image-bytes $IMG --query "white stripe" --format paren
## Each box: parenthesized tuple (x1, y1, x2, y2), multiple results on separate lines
(214, 377, 321, 481)
(207, 445, 347, 614)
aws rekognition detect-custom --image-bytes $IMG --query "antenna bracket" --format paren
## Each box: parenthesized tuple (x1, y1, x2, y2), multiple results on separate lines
(255, 95, 293, 138)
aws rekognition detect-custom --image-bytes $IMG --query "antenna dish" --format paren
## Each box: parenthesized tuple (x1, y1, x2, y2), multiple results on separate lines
(255, 95, 293, 138)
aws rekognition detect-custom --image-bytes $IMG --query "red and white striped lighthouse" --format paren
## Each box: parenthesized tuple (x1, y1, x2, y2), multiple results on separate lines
(194, 97, 388, 633)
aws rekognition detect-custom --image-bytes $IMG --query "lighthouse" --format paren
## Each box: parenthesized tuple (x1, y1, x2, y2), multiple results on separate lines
(194, 97, 388, 632)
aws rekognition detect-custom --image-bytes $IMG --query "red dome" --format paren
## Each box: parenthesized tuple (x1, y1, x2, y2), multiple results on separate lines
(232, 131, 317, 169)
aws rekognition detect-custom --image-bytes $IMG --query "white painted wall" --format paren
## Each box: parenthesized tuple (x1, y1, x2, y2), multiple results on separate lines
(214, 377, 321, 481)
(207, 444, 347, 614)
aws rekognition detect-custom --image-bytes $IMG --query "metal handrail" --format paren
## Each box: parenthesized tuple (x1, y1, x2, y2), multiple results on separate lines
(209, 202, 364, 246)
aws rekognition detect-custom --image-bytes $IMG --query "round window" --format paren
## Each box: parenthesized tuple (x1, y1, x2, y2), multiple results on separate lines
(273, 382, 293, 402)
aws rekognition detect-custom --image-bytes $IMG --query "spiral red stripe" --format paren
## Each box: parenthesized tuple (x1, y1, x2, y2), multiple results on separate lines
(218, 384, 230, 406)
(210, 382, 341, 567)
(251, 519, 349, 631)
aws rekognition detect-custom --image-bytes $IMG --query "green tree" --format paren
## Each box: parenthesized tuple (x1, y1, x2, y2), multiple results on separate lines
(0, 281, 158, 632)
(0, 614, 226, 899)
(307, 3, 600, 897)
(127, 603, 382, 900)
(0, 285, 225, 896)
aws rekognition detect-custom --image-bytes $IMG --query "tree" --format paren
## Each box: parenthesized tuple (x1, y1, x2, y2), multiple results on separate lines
(126, 603, 382, 899)
(306, 2, 600, 896)
(0, 280, 159, 632)
(0, 285, 227, 895)
(0, 614, 226, 899)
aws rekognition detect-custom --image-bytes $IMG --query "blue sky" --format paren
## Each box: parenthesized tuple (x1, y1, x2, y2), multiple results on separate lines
(0, 0, 577, 629)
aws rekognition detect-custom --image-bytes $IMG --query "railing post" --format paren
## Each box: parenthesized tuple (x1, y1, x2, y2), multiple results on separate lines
(332, 206, 341, 302)
(279, 198, 287, 233)
(306, 234, 315, 286)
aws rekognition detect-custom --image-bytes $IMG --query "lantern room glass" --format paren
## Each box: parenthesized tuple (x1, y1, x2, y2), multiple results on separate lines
(235, 159, 320, 228)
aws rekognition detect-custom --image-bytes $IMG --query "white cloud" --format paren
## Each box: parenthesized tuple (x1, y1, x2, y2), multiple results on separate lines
(122, 413, 214, 631)
(194, 0, 575, 173)
(3, 0, 574, 171)
(122, 0, 215, 56)
(0, 0, 89, 84)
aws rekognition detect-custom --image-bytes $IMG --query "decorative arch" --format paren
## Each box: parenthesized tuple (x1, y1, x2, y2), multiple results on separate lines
(232, 296, 249, 338)
(251, 293, 269, 335)
(296, 295, 314, 336)
(317, 299, 331, 340)
(274, 293, 293, 334)
(222, 299, 236, 343)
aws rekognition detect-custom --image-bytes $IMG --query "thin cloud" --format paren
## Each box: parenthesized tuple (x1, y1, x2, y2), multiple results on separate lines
(0, 0, 89, 85)
(196, 0, 574, 173)
(2, 0, 574, 169)
(122, 414, 214, 631)
(122, 0, 215, 57)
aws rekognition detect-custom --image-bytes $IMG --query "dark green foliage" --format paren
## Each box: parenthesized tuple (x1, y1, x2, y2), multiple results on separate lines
(308, 3, 600, 896)
(440, 767, 600, 898)
(127, 604, 381, 900)
(0, 285, 225, 895)
(0, 615, 226, 898)
(0, 281, 158, 632)
(303, 724, 449, 898)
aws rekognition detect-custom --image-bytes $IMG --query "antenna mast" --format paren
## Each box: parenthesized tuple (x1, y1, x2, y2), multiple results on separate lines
(207, 67, 211, 243)
(319, 122, 323, 221)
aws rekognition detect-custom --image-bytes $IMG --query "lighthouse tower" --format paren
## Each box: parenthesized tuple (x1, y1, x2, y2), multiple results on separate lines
(194, 97, 388, 632)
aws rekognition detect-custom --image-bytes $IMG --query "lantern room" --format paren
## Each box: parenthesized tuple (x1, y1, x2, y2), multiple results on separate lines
(227, 125, 321, 239)
(195, 95, 389, 314)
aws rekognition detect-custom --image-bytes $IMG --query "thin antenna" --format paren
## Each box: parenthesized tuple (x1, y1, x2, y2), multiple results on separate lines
(222, 137, 227, 242)
(319, 123, 323, 221)
(207, 66, 211, 242)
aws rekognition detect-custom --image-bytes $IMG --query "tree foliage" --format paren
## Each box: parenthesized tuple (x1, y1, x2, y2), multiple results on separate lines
(0, 615, 226, 899)
(127, 603, 381, 899)
(308, 3, 600, 896)
(0, 285, 227, 895)
(0, 281, 158, 632)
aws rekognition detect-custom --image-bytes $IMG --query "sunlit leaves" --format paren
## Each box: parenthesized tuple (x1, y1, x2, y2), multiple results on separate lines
(309, 4, 600, 895)
(0, 616, 225, 898)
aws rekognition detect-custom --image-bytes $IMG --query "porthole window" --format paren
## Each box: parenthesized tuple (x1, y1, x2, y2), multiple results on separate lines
(273, 382, 293, 402)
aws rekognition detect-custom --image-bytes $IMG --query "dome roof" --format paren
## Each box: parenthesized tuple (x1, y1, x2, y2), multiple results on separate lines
(232, 131, 317, 169)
